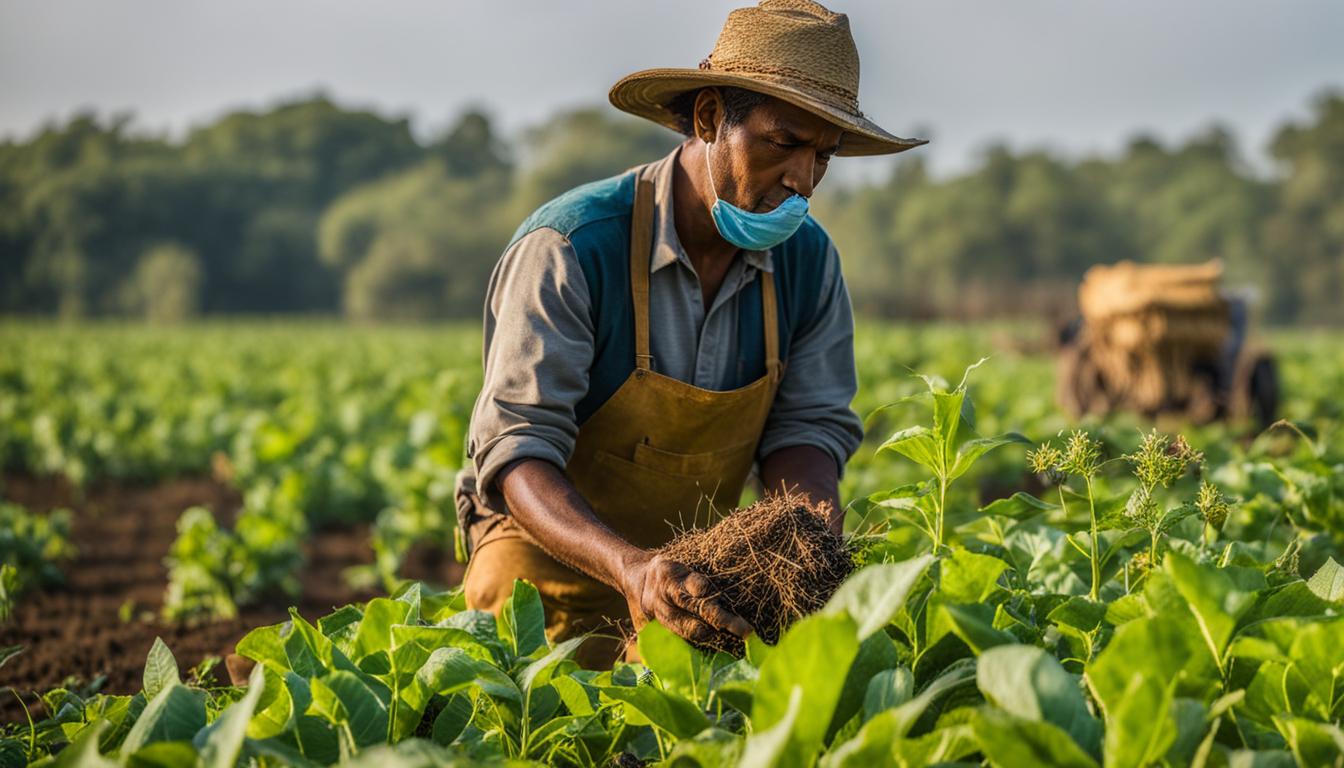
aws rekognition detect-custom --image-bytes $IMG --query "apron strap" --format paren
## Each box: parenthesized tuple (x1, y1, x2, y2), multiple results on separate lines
(629, 173, 655, 371)
(761, 268, 781, 381)
(627, 164, 782, 382)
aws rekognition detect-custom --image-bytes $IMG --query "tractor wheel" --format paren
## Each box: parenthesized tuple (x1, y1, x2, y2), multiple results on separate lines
(1246, 354, 1280, 430)
(1057, 338, 1109, 418)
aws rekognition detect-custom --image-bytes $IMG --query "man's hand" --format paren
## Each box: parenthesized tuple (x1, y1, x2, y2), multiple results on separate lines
(620, 552, 753, 645)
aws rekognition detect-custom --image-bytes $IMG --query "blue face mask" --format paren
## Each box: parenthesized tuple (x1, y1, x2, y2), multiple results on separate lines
(704, 141, 809, 251)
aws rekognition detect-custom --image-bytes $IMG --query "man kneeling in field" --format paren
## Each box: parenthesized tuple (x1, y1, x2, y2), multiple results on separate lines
(455, 0, 925, 665)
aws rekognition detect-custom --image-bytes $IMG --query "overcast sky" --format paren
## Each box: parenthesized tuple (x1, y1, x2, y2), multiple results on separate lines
(2, 0, 1341, 181)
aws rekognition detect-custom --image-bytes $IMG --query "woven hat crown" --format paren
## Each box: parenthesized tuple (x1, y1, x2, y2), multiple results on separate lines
(702, 0, 861, 114)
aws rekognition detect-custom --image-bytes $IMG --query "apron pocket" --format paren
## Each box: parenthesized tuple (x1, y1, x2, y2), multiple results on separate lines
(631, 439, 756, 477)
(588, 449, 748, 545)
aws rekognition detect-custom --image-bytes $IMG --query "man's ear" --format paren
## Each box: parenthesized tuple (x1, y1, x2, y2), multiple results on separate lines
(692, 88, 724, 144)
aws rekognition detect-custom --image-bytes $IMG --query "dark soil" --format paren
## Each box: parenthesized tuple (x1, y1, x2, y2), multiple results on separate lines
(0, 473, 463, 724)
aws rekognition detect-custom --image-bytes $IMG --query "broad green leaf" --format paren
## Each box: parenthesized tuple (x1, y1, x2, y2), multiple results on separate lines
(867, 481, 932, 511)
(500, 579, 547, 658)
(235, 622, 289, 669)
(973, 709, 1099, 768)
(48, 721, 115, 768)
(1165, 551, 1256, 665)
(940, 548, 1010, 603)
(125, 741, 199, 766)
(317, 605, 363, 647)
(1103, 673, 1177, 768)
(517, 635, 584, 693)
(979, 491, 1059, 519)
(414, 646, 520, 705)
(885, 660, 977, 738)
(666, 727, 744, 768)
(142, 638, 179, 701)
(597, 681, 709, 740)
(863, 666, 914, 721)
(637, 621, 708, 702)
(1086, 616, 1199, 716)
(745, 632, 772, 667)
(879, 426, 943, 475)
(1223, 750, 1297, 768)
(1286, 618, 1344, 721)
(352, 597, 413, 663)
(709, 658, 758, 715)
(824, 721, 977, 768)
(119, 683, 206, 755)
(820, 707, 899, 768)
(1307, 557, 1344, 603)
(1275, 716, 1344, 766)
(285, 609, 360, 678)
(933, 388, 967, 466)
(827, 631, 900, 742)
(1245, 582, 1335, 624)
(309, 670, 389, 748)
(195, 663, 265, 768)
(823, 556, 934, 639)
(553, 674, 598, 716)
(943, 603, 1016, 653)
(753, 612, 860, 759)
(740, 686, 803, 768)
(977, 644, 1100, 756)
(430, 693, 473, 746)
(950, 432, 1031, 480)
(1165, 698, 1210, 767)
(1049, 597, 1107, 634)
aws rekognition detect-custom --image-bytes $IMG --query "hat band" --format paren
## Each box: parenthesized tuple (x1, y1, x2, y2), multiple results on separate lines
(701, 57, 861, 115)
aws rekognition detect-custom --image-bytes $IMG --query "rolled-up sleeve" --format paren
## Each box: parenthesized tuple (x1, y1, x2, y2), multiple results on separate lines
(469, 227, 594, 506)
(756, 240, 864, 475)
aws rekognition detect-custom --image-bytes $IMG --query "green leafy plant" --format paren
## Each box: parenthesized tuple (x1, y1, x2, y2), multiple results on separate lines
(870, 361, 1030, 550)
(0, 500, 74, 622)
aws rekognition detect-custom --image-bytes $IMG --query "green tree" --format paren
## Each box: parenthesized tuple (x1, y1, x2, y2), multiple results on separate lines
(124, 242, 203, 322)
(1264, 90, 1344, 324)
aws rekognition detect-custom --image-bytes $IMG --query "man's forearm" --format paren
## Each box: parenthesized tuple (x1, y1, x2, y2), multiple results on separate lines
(760, 444, 844, 533)
(496, 457, 644, 592)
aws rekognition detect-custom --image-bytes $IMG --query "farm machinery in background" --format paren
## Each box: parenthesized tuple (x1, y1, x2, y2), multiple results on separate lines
(1056, 259, 1279, 428)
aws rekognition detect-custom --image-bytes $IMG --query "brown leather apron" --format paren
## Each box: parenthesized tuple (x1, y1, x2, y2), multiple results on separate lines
(463, 167, 782, 665)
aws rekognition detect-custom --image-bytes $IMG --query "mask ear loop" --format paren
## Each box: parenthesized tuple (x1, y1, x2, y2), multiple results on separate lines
(703, 139, 721, 201)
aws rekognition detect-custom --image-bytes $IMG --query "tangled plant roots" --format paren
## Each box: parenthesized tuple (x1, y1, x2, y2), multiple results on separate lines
(655, 492, 854, 655)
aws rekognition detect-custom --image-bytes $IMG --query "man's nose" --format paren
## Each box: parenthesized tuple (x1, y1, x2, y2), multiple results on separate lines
(782, 153, 816, 199)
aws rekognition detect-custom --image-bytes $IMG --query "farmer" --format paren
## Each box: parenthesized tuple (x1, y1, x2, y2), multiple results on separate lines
(455, 0, 925, 664)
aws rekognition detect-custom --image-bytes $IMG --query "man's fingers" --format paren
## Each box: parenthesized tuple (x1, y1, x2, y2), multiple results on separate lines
(667, 581, 753, 639)
(691, 595, 753, 639)
(657, 601, 718, 645)
(682, 571, 716, 598)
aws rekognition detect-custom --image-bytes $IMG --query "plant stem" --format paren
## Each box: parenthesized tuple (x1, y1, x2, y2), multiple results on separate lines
(935, 474, 948, 549)
(1084, 476, 1101, 602)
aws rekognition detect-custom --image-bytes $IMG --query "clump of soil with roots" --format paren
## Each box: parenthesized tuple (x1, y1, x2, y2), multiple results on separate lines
(655, 492, 854, 655)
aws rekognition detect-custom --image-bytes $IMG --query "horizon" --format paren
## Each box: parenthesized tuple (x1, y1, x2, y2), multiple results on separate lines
(2, 1, 1342, 182)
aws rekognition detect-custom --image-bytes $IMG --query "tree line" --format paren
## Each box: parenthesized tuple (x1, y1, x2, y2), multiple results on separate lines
(1, 90, 1340, 324)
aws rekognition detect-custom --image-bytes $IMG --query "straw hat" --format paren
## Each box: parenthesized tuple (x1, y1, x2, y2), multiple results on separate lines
(609, 0, 926, 157)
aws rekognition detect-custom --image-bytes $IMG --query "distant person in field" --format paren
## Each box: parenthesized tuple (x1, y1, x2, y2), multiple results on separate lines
(455, 0, 925, 664)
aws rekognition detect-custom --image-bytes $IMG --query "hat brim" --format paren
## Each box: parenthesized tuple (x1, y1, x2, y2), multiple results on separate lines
(609, 68, 927, 157)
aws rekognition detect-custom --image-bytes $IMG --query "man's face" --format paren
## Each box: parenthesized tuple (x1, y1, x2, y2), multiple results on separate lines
(700, 90, 844, 214)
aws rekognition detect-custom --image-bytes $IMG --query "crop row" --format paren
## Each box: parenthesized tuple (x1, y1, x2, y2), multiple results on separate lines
(2, 363, 1341, 765)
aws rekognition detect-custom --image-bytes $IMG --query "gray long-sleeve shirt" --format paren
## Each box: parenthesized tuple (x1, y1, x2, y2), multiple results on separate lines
(460, 144, 863, 510)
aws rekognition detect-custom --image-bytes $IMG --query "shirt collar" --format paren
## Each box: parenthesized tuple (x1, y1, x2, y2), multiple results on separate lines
(645, 143, 775, 276)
